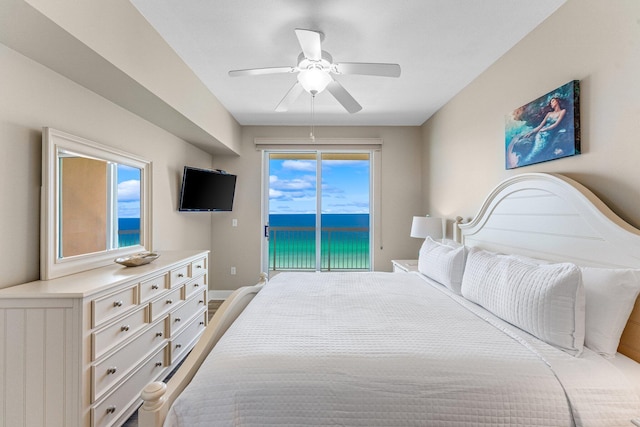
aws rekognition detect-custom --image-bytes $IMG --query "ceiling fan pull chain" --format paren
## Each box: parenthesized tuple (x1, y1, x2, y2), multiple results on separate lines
(310, 94, 316, 141)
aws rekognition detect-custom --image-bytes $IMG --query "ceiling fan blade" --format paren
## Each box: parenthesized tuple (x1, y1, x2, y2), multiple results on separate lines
(295, 28, 322, 61)
(229, 66, 295, 77)
(326, 80, 362, 114)
(275, 82, 305, 112)
(334, 62, 401, 78)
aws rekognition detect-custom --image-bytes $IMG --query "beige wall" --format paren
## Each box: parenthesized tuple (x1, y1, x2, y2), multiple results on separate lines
(0, 43, 214, 289)
(208, 126, 423, 292)
(422, 0, 640, 230)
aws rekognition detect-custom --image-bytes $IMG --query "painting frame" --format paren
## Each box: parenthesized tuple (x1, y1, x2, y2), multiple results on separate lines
(505, 80, 580, 169)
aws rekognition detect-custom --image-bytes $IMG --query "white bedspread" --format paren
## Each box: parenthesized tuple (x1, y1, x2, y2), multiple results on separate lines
(165, 272, 639, 426)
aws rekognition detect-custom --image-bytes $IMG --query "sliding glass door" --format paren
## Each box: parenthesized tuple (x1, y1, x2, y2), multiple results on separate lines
(263, 151, 371, 273)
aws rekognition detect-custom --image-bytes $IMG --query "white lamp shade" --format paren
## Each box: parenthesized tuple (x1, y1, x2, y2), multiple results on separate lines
(297, 67, 332, 94)
(410, 216, 443, 239)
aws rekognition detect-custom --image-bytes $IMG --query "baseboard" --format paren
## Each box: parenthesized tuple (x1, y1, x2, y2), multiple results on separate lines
(208, 290, 233, 300)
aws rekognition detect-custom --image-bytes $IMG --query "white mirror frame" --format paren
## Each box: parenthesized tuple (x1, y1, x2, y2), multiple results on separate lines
(41, 127, 153, 280)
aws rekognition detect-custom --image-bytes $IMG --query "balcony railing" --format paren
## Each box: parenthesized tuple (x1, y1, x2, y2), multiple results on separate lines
(118, 229, 140, 248)
(269, 226, 370, 271)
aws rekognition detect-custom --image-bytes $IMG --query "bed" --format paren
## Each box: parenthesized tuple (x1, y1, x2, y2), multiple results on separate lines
(139, 173, 640, 426)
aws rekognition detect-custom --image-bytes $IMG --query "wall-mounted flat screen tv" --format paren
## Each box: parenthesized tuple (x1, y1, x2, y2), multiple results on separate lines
(178, 166, 237, 212)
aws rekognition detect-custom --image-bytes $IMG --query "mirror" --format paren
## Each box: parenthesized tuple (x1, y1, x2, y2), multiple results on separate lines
(41, 128, 152, 280)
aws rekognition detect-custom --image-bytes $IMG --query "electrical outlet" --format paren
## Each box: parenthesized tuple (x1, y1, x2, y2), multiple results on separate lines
(230, 266, 236, 275)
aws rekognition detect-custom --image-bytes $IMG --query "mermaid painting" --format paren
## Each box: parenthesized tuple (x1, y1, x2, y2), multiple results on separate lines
(506, 81, 580, 169)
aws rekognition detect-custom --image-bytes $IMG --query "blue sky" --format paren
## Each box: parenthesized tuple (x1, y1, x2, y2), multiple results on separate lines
(117, 164, 141, 218)
(269, 156, 370, 214)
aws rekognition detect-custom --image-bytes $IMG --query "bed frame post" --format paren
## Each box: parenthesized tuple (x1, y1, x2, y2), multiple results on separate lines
(139, 382, 168, 426)
(453, 216, 464, 243)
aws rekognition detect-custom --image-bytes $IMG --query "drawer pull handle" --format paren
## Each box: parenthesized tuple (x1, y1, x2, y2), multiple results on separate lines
(199, 321, 205, 326)
(196, 265, 202, 269)
(155, 332, 163, 337)
(106, 406, 116, 414)
(166, 299, 173, 304)
(177, 273, 184, 278)
(113, 301, 123, 307)
(155, 361, 163, 367)
(121, 325, 130, 332)
(199, 300, 205, 304)
(194, 283, 200, 287)
(175, 344, 182, 349)
(175, 317, 181, 322)
(151, 285, 159, 290)
(106, 367, 117, 375)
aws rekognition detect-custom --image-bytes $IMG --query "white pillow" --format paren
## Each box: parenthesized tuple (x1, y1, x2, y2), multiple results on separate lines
(418, 237, 466, 294)
(580, 267, 640, 358)
(461, 247, 585, 356)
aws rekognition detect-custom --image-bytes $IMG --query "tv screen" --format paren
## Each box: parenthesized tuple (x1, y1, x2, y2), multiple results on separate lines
(178, 166, 237, 211)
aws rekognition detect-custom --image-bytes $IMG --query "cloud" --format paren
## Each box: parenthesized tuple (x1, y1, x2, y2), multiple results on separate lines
(270, 176, 315, 206)
(270, 191, 315, 203)
(269, 188, 284, 198)
(323, 200, 370, 213)
(269, 175, 315, 191)
(282, 160, 316, 171)
(118, 180, 140, 202)
(321, 183, 345, 194)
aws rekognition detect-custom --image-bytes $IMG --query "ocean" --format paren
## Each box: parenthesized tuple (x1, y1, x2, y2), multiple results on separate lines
(118, 217, 140, 247)
(268, 214, 370, 271)
(269, 213, 370, 228)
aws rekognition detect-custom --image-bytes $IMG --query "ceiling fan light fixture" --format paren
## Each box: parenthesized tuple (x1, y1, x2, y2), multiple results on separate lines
(229, 29, 400, 113)
(297, 67, 332, 95)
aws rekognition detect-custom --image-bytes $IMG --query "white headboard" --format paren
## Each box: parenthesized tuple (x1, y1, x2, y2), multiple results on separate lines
(458, 172, 640, 360)
(459, 173, 640, 268)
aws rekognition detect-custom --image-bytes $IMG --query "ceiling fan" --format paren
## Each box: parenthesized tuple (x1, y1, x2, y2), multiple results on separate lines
(228, 28, 401, 114)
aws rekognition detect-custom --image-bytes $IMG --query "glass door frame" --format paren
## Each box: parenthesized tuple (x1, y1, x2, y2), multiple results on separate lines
(260, 149, 374, 274)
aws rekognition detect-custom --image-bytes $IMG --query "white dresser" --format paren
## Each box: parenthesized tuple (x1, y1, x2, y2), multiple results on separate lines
(0, 250, 209, 427)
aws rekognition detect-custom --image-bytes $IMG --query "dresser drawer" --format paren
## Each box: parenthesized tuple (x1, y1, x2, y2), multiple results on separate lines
(93, 305, 148, 360)
(149, 286, 183, 322)
(92, 284, 138, 328)
(169, 264, 189, 288)
(92, 345, 167, 427)
(92, 317, 167, 402)
(184, 273, 207, 299)
(169, 311, 207, 364)
(139, 272, 169, 303)
(191, 256, 207, 277)
(169, 289, 207, 336)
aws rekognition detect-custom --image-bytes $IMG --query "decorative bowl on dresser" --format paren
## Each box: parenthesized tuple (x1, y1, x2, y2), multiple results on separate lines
(0, 250, 209, 427)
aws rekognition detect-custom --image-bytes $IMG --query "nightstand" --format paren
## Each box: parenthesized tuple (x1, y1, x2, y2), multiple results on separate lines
(391, 259, 419, 273)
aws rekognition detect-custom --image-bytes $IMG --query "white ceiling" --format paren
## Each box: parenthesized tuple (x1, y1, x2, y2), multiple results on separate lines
(129, 0, 565, 127)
